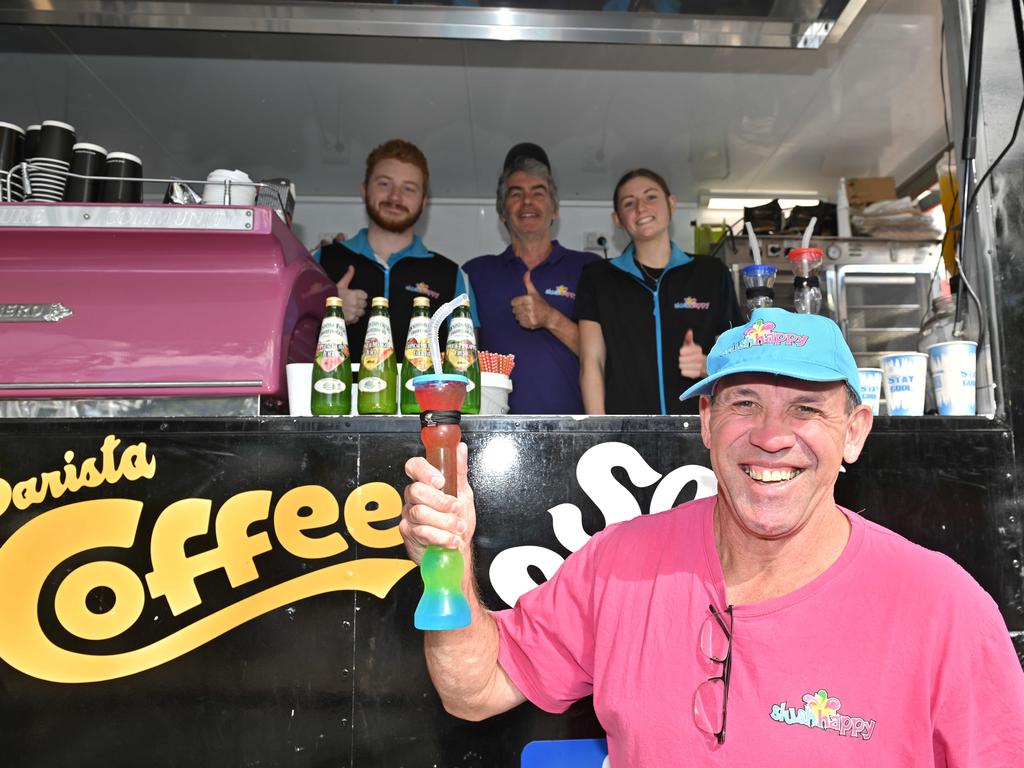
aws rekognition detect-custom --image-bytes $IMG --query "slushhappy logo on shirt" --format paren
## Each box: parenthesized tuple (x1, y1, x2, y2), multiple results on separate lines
(673, 297, 710, 310)
(769, 688, 876, 740)
(545, 285, 575, 300)
(405, 282, 440, 299)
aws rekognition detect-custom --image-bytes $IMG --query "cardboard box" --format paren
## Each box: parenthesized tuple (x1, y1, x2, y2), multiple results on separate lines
(846, 176, 898, 206)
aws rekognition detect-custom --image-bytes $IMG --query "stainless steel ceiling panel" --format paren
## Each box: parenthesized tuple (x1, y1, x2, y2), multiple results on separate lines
(0, 0, 944, 203)
(0, 0, 866, 49)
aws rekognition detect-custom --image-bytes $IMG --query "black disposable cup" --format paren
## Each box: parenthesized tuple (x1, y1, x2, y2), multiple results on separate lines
(64, 142, 108, 203)
(26, 157, 69, 193)
(0, 171, 23, 202)
(36, 120, 76, 164)
(30, 183, 66, 196)
(0, 122, 25, 172)
(24, 125, 40, 160)
(26, 163, 68, 200)
(100, 151, 143, 203)
(29, 156, 68, 166)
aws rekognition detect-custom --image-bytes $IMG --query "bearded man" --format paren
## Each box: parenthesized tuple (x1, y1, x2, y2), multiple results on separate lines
(318, 139, 471, 361)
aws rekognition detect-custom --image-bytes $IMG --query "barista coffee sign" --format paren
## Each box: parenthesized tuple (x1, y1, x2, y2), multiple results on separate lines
(0, 434, 414, 683)
(0, 429, 718, 686)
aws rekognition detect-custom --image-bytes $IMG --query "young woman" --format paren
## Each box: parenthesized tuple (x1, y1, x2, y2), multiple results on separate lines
(576, 168, 743, 415)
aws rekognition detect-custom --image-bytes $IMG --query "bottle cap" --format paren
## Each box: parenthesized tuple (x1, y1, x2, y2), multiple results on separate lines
(461, 298, 470, 307)
(787, 247, 824, 263)
(413, 296, 430, 307)
(325, 296, 343, 308)
(371, 297, 389, 308)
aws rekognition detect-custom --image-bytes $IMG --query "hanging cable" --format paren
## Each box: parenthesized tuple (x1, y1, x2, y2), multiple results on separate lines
(922, 19, 960, 332)
(952, 0, 1024, 342)
(962, 0, 1024, 216)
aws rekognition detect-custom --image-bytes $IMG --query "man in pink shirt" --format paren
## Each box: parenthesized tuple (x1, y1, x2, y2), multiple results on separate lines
(400, 307, 1024, 766)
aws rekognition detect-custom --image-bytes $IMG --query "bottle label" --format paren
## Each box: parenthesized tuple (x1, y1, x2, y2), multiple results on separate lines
(314, 379, 347, 394)
(404, 316, 433, 373)
(445, 317, 477, 373)
(361, 315, 394, 370)
(315, 317, 349, 372)
(359, 377, 387, 393)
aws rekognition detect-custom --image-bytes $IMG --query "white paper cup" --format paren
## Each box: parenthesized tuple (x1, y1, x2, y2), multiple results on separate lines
(927, 341, 977, 416)
(480, 372, 513, 415)
(350, 363, 360, 415)
(285, 363, 313, 416)
(202, 168, 256, 205)
(856, 368, 883, 416)
(879, 352, 928, 416)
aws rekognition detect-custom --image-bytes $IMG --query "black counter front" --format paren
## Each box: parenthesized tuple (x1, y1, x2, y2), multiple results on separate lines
(0, 416, 1018, 767)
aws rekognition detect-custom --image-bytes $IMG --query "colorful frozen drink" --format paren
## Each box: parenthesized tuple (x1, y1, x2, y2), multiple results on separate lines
(412, 373, 472, 630)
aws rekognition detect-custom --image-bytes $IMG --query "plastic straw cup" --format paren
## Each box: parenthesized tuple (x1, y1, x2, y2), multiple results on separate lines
(927, 341, 977, 416)
(788, 247, 824, 315)
(285, 363, 313, 416)
(742, 264, 777, 316)
(857, 367, 883, 416)
(412, 373, 472, 630)
(879, 352, 928, 416)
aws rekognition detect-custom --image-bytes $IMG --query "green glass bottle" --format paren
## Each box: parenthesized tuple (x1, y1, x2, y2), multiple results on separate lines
(442, 299, 480, 414)
(358, 296, 398, 414)
(311, 296, 352, 416)
(400, 296, 433, 414)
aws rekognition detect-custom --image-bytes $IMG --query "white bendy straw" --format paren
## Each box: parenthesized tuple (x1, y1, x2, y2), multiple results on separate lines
(744, 222, 762, 264)
(802, 216, 818, 249)
(429, 293, 468, 374)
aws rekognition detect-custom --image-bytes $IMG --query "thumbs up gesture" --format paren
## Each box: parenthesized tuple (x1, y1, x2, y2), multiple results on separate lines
(678, 329, 706, 379)
(335, 265, 368, 324)
(511, 270, 553, 330)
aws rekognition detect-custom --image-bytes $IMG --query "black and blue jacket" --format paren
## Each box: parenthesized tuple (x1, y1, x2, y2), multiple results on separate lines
(576, 242, 743, 415)
(317, 229, 471, 361)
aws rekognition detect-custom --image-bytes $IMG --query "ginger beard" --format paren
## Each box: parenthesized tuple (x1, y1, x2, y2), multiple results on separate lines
(365, 196, 423, 233)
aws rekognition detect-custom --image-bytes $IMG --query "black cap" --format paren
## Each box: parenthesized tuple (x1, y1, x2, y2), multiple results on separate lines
(503, 142, 551, 172)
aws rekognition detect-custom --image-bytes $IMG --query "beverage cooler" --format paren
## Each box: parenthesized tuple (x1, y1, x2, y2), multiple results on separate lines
(721, 236, 941, 369)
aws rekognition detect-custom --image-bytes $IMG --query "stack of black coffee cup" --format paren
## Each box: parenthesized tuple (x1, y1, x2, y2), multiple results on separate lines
(64, 143, 108, 203)
(101, 152, 143, 204)
(0, 122, 25, 202)
(26, 120, 76, 202)
(3, 115, 148, 205)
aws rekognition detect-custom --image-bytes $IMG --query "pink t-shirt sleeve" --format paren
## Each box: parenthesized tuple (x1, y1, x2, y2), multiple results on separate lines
(492, 537, 602, 714)
(929, 570, 1024, 766)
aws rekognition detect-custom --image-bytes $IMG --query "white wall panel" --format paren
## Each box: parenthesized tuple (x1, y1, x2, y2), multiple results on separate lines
(293, 197, 699, 263)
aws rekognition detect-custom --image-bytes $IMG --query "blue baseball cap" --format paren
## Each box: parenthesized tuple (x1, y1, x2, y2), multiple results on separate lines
(679, 308, 863, 403)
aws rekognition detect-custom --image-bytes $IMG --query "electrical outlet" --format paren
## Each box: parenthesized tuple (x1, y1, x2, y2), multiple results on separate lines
(584, 231, 607, 251)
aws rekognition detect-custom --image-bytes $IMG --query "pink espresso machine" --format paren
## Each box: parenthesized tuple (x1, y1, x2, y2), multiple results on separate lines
(0, 203, 335, 417)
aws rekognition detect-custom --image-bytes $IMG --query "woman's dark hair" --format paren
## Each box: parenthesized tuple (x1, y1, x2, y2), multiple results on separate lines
(613, 168, 672, 214)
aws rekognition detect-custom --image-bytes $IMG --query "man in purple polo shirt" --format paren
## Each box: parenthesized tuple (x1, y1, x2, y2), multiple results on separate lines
(464, 144, 600, 414)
